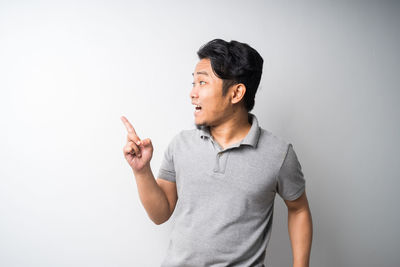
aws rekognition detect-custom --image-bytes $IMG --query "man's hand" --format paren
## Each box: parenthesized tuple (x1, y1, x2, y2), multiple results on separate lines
(121, 116, 153, 173)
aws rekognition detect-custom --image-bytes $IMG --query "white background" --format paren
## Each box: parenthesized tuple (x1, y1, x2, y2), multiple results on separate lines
(1, 0, 399, 266)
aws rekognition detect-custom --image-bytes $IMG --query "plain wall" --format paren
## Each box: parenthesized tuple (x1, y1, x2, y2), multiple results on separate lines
(1, 0, 399, 266)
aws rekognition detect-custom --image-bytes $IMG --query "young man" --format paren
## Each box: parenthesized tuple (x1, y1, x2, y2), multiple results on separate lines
(121, 39, 313, 267)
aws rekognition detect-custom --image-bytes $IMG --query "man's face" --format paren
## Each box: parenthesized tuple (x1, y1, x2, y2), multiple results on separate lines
(190, 58, 232, 127)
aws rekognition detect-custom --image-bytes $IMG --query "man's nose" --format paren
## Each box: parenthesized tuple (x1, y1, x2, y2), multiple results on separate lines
(190, 86, 198, 100)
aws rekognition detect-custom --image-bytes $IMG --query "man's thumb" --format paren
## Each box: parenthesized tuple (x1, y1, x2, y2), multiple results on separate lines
(143, 138, 152, 146)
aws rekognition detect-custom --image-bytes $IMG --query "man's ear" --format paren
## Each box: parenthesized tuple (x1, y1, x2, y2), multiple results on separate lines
(231, 83, 246, 104)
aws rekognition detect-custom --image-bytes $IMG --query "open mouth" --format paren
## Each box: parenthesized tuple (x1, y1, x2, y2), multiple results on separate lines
(195, 105, 202, 112)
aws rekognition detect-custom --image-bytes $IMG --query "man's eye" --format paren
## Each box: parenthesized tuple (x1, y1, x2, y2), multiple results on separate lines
(192, 81, 206, 86)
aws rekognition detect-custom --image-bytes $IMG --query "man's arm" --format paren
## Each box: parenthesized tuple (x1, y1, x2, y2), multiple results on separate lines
(284, 190, 313, 267)
(120, 116, 177, 225)
(133, 166, 177, 225)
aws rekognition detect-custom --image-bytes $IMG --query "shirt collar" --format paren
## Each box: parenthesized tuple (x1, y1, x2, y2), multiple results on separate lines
(198, 112, 261, 148)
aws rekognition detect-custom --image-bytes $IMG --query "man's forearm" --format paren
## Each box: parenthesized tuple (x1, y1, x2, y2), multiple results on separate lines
(288, 207, 313, 267)
(133, 165, 171, 225)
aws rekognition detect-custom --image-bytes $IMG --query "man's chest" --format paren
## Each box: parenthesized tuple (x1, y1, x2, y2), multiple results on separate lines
(173, 143, 282, 211)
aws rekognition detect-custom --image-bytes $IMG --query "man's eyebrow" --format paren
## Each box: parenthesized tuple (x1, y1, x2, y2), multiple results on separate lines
(192, 71, 209, 76)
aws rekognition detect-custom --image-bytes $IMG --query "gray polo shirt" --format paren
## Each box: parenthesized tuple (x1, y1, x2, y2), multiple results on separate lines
(157, 113, 305, 267)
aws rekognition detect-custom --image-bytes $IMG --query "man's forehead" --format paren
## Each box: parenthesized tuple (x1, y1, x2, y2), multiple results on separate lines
(193, 59, 214, 78)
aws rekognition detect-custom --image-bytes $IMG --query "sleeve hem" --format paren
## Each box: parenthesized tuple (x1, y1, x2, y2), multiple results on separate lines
(157, 169, 176, 182)
(282, 184, 305, 201)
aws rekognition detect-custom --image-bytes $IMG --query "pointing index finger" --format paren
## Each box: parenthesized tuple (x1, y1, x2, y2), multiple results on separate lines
(120, 116, 137, 135)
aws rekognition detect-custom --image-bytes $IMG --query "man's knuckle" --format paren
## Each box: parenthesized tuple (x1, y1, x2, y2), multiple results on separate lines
(128, 133, 138, 140)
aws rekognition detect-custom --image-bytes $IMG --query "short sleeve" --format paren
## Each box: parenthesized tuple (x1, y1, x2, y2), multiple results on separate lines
(276, 144, 305, 201)
(157, 135, 177, 182)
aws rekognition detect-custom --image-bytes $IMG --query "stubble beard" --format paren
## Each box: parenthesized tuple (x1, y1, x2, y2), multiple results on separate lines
(195, 122, 208, 129)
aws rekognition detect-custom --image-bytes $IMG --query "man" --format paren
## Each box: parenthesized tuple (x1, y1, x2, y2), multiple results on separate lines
(121, 39, 313, 267)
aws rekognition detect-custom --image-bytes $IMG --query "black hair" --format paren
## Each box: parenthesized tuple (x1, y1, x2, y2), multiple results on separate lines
(197, 39, 263, 112)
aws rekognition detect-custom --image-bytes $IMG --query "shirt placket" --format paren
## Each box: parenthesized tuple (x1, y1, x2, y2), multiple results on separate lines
(214, 151, 230, 174)
(209, 138, 235, 174)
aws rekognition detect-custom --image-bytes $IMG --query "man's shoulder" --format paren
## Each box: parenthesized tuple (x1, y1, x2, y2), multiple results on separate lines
(180, 128, 199, 137)
(169, 128, 199, 144)
(258, 127, 291, 150)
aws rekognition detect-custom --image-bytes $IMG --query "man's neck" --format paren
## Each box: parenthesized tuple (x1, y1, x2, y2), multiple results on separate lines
(209, 110, 252, 149)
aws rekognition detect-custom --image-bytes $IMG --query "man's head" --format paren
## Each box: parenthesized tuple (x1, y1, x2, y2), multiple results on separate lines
(190, 39, 263, 127)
